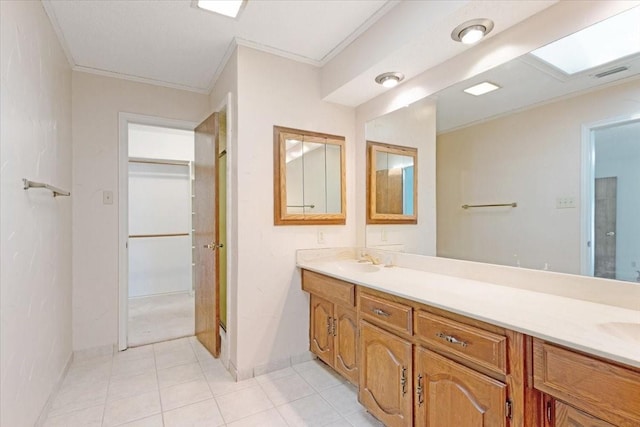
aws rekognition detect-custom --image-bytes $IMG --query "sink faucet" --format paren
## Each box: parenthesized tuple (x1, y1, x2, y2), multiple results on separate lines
(359, 252, 381, 265)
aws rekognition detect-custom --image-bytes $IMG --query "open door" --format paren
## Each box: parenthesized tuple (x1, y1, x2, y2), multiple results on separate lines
(194, 112, 220, 357)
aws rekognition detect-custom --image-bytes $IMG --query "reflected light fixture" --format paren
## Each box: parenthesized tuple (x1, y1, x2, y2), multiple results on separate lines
(451, 18, 494, 44)
(194, 0, 247, 18)
(375, 72, 405, 88)
(463, 81, 500, 96)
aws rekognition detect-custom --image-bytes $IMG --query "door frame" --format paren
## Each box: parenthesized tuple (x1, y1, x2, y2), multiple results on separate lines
(117, 113, 198, 351)
(580, 112, 640, 277)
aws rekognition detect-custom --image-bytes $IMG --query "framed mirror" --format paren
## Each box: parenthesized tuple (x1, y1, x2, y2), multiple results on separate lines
(367, 141, 417, 224)
(274, 126, 346, 225)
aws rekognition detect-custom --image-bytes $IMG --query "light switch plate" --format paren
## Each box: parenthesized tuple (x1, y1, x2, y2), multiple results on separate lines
(103, 190, 114, 205)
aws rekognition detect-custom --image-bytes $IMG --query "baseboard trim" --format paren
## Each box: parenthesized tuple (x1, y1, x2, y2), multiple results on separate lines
(34, 352, 73, 426)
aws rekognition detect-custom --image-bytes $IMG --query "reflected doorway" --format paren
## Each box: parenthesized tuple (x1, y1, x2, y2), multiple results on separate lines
(587, 117, 640, 282)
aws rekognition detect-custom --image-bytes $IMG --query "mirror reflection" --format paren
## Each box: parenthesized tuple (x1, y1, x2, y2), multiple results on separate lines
(274, 126, 346, 225)
(367, 142, 417, 224)
(365, 7, 640, 282)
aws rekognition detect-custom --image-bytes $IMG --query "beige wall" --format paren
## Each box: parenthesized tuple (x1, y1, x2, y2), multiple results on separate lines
(0, 1, 73, 425)
(71, 72, 209, 350)
(437, 78, 640, 274)
(233, 46, 356, 377)
(365, 97, 437, 255)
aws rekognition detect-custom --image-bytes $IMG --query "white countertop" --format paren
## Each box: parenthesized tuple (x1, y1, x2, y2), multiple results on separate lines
(297, 256, 640, 369)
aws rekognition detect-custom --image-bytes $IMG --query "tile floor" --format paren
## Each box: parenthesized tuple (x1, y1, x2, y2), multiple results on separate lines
(128, 292, 195, 347)
(43, 337, 384, 427)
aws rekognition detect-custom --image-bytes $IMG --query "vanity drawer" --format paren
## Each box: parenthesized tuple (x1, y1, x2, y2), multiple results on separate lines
(414, 310, 507, 374)
(302, 270, 355, 307)
(359, 292, 412, 335)
(533, 339, 640, 426)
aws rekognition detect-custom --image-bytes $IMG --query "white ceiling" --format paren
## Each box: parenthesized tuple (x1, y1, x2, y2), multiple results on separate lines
(42, 0, 394, 93)
(42, 0, 558, 105)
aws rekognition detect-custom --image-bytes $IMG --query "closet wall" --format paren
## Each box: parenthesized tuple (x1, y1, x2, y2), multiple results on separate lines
(128, 124, 194, 297)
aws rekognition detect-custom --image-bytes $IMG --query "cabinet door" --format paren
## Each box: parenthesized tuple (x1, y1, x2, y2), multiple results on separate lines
(359, 321, 412, 427)
(415, 347, 507, 427)
(554, 400, 615, 427)
(334, 305, 358, 385)
(310, 295, 334, 365)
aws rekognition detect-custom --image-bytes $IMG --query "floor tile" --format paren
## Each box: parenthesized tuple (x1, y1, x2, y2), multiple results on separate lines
(113, 345, 154, 363)
(294, 360, 345, 392)
(129, 293, 194, 347)
(276, 394, 342, 427)
(111, 356, 156, 379)
(323, 420, 353, 427)
(162, 398, 225, 427)
(63, 360, 112, 386)
(42, 405, 104, 427)
(157, 362, 205, 389)
(258, 371, 315, 405)
(155, 347, 197, 370)
(320, 383, 361, 415)
(160, 378, 213, 411)
(118, 414, 164, 427)
(226, 408, 288, 427)
(205, 365, 258, 397)
(48, 379, 109, 417)
(107, 370, 158, 402)
(255, 367, 297, 384)
(344, 410, 385, 427)
(102, 390, 161, 427)
(215, 384, 274, 423)
(153, 337, 193, 355)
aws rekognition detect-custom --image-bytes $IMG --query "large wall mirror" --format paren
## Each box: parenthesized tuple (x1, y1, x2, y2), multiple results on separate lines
(274, 126, 346, 225)
(367, 141, 417, 224)
(365, 6, 640, 283)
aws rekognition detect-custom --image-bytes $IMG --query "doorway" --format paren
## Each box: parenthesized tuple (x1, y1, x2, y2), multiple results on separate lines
(127, 124, 195, 346)
(584, 116, 640, 282)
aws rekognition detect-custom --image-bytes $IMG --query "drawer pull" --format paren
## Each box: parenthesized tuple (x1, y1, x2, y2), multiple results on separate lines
(436, 332, 468, 347)
(400, 366, 407, 396)
(372, 308, 391, 317)
(327, 317, 332, 334)
(416, 374, 424, 406)
(332, 317, 337, 337)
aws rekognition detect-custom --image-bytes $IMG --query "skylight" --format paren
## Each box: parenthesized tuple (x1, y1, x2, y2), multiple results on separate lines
(530, 6, 640, 75)
(196, 0, 246, 18)
(463, 82, 501, 96)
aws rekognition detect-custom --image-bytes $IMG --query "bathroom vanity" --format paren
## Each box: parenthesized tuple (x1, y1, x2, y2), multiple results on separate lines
(298, 250, 640, 427)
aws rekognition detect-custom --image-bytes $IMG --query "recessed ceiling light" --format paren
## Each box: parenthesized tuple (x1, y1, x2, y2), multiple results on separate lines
(463, 82, 501, 96)
(530, 6, 640, 75)
(194, 0, 246, 18)
(375, 72, 405, 88)
(451, 19, 494, 44)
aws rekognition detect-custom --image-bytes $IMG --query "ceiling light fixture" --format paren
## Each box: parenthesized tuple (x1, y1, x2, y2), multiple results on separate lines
(451, 19, 494, 44)
(194, 0, 247, 18)
(375, 72, 405, 88)
(463, 81, 501, 96)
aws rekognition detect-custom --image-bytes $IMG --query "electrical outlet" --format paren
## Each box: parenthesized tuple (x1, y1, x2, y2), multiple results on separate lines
(317, 230, 325, 244)
(381, 229, 387, 242)
(556, 196, 576, 209)
(103, 190, 113, 205)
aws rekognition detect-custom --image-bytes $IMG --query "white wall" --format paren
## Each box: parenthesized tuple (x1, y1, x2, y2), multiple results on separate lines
(72, 72, 209, 351)
(437, 79, 640, 274)
(233, 46, 356, 377)
(594, 120, 640, 282)
(365, 97, 436, 254)
(128, 162, 192, 297)
(0, 1, 73, 425)
(129, 124, 195, 161)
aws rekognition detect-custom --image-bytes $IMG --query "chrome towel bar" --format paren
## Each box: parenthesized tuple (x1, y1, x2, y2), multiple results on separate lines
(462, 202, 517, 209)
(23, 179, 70, 197)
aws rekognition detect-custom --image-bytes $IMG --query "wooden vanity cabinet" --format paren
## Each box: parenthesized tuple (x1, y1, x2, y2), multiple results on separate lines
(359, 320, 413, 427)
(303, 270, 358, 385)
(415, 347, 507, 426)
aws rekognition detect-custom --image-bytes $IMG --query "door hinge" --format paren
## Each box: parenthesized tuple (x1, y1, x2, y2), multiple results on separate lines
(505, 399, 513, 420)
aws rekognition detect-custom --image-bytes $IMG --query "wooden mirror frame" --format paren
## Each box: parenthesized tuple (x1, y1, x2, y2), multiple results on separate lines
(366, 141, 418, 224)
(274, 126, 346, 225)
